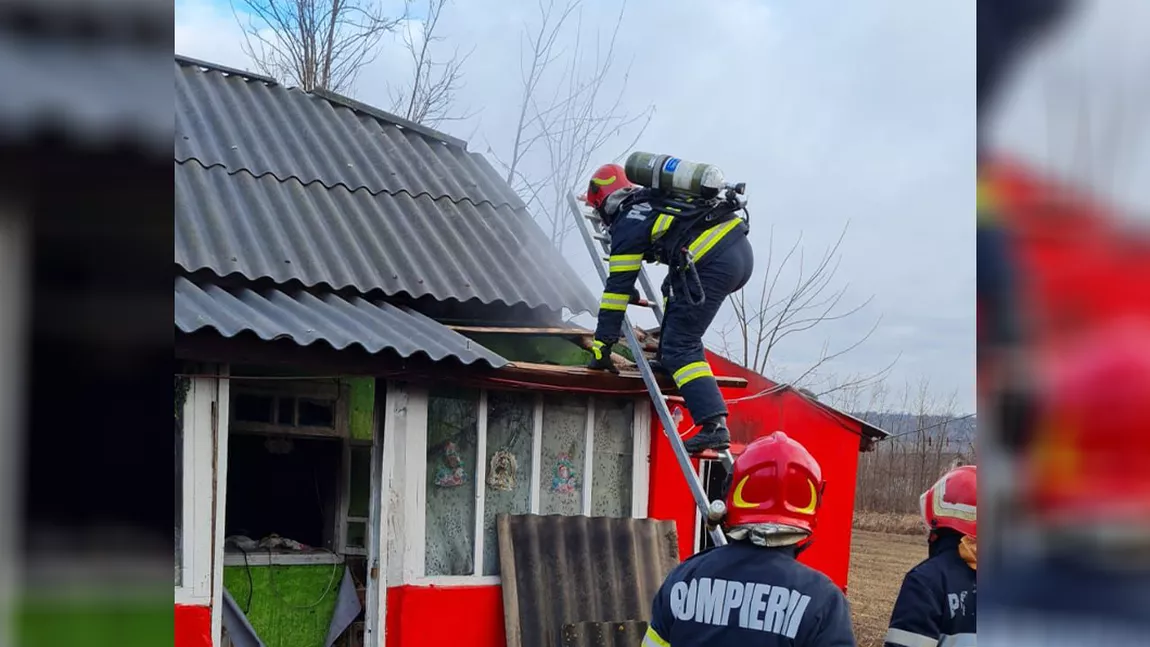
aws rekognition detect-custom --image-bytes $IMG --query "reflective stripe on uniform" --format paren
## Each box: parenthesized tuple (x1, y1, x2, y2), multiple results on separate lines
(977, 178, 997, 225)
(672, 361, 713, 388)
(642, 626, 669, 647)
(939, 633, 976, 647)
(600, 292, 630, 311)
(650, 213, 675, 241)
(687, 218, 742, 263)
(609, 253, 643, 273)
(591, 339, 607, 359)
(884, 628, 940, 647)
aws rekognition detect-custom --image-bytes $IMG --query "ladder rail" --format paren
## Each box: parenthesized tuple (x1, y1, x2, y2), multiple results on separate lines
(567, 192, 727, 547)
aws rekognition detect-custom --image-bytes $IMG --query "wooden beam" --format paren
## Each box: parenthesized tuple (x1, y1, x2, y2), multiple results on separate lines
(446, 325, 592, 338)
(499, 361, 748, 392)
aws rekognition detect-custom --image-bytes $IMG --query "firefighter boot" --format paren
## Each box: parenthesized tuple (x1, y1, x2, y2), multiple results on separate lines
(683, 416, 731, 455)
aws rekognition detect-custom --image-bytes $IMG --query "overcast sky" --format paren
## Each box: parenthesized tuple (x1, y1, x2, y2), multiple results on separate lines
(176, 0, 977, 413)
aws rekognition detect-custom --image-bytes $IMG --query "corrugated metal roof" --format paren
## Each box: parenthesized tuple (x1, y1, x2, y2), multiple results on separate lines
(175, 276, 508, 368)
(497, 514, 680, 647)
(175, 160, 595, 311)
(562, 621, 650, 647)
(175, 57, 521, 208)
(174, 57, 597, 313)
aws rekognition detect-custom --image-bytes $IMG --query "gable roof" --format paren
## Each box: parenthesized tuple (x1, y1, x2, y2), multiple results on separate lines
(174, 55, 597, 313)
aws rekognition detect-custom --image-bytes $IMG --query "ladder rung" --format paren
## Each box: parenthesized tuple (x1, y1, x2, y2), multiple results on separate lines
(583, 212, 601, 222)
(592, 233, 610, 242)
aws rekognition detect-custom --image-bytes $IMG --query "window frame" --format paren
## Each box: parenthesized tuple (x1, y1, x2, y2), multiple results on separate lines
(175, 376, 219, 606)
(413, 389, 651, 586)
(223, 379, 359, 567)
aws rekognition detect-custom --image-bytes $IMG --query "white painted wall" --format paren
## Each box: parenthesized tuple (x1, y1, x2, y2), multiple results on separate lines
(174, 366, 230, 647)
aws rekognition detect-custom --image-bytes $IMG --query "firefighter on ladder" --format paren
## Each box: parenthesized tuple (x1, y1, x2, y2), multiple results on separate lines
(643, 431, 856, 646)
(884, 465, 978, 647)
(582, 162, 754, 455)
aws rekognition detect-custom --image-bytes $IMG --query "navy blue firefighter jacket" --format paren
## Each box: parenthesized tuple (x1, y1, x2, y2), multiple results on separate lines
(594, 189, 748, 344)
(644, 540, 856, 647)
(884, 531, 976, 647)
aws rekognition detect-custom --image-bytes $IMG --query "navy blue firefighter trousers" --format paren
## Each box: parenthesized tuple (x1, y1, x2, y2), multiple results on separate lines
(659, 233, 754, 424)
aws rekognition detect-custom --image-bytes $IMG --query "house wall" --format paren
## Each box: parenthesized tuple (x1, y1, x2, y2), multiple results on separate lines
(647, 352, 862, 592)
(178, 370, 657, 647)
(381, 381, 652, 647)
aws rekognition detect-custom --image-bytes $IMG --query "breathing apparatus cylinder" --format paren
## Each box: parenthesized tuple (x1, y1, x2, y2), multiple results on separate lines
(624, 152, 726, 198)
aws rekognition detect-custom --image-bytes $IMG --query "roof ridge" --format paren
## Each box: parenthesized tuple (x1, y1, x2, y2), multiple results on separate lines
(175, 54, 466, 150)
(175, 157, 524, 212)
(175, 54, 278, 86)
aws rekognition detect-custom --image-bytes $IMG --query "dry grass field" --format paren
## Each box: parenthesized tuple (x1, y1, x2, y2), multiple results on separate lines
(848, 529, 928, 647)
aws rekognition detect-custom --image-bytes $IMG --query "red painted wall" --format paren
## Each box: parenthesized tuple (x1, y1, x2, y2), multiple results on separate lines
(647, 351, 864, 592)
(175, 604, 213, 647)
(386, 585, 505, 647)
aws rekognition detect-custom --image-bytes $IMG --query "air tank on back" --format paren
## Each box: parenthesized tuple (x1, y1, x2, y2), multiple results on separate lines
(624, 151, 726, 198)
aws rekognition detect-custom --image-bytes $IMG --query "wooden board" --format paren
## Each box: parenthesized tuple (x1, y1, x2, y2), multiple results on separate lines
(447, 325, 593, 338)
(500, 361, 748, 392)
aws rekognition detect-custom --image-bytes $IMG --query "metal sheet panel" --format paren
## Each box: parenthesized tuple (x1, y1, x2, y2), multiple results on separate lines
(561, 621, 650, 647)
(175, 277, 508, 368)
(175, 159, 595, 312)
(497, 514, 680, 647)
(175, 57, 523, 211)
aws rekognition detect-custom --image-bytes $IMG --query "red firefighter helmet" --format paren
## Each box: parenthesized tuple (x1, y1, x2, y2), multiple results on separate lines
(585, 163, 633, 210)
(1024, 318, 1150, 527)
(920, 465, 978, 538)
(724, 431, 824, 533)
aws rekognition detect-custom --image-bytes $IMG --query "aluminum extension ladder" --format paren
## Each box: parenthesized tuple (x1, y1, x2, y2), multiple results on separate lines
(566, 192, 732, 547)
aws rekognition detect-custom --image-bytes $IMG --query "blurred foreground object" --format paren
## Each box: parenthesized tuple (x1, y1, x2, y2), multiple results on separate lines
(0, 1, 173, 646)
(1026, 320, 1150, 532)
(979, 0, 1150, 643)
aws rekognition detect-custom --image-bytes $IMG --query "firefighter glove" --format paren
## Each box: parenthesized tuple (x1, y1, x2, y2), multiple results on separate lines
(586, 340, 618, 373)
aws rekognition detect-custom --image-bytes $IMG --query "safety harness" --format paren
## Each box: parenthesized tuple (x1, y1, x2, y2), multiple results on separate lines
(611, 188, 748, 306)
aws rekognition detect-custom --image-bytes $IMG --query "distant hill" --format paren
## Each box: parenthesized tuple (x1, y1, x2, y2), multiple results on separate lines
(850, 411, 976, 445)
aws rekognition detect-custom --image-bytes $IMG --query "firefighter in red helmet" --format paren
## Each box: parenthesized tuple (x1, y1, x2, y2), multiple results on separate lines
(583, 162, 754, 455)
(643, 432, 856, 646)
(884, 465, 977, 647)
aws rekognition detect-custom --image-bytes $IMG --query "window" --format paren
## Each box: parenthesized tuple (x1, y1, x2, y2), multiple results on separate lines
(224, 379, 370, 565)
(421, 387, 648, 580)
(232, 391, 338, 434)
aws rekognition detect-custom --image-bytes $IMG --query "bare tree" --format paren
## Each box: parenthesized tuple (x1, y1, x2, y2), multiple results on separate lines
(485, 0, 654, 248)
(233, 0, 402, 94)
(855, 378, 970, 515)
(389, 0, 475, 126)
(716, 222, 896, 396)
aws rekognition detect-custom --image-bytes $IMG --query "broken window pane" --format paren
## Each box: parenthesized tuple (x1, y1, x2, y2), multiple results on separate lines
(481, 392, 535, 576)
(591, 399, 635, 517)
(424, 386, 479, 576)
(348, 445, 371, 519)
(234, 393, 274, 423)
(298, 398, 335, 428)
(345, 521, 367, 550)
(225, 434, 342, 550)
(276, 397, 295, 425)
(538, 395, 587, 516)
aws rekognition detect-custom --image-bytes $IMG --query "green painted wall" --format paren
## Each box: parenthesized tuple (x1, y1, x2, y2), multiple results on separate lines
(459, 333, 591, 365)
(224, 564, 342, 647)
(346, 378, 375, 441)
